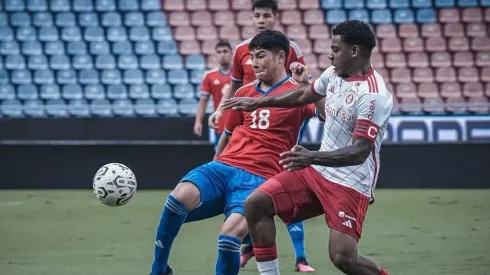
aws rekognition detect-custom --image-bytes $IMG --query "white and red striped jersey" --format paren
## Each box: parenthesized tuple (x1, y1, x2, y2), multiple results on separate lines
(311, 66, 393, 202)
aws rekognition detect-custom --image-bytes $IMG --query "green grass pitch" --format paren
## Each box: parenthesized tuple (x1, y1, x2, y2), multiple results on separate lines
(1, 190, 489, 275)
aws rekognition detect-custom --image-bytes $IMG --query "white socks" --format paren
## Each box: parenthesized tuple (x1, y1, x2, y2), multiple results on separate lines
(257, 259, 280, 275)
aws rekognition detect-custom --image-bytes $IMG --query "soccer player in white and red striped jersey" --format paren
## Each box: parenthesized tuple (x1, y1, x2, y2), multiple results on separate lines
(223, 20, 393, 275)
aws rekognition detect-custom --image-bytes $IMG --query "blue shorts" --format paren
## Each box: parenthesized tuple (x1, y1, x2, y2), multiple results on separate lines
(181, 160, 266, 223)
(213, 133, 222, 150)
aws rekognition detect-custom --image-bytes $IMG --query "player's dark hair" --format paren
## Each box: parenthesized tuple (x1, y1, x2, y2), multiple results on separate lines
(215, 40, 232, 50)
(332, 20, 376, 52)
(249, 29, 289, 59)
(252, 0, 279, 15)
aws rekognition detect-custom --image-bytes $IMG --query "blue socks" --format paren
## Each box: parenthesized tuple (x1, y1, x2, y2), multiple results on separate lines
(287, 221, 307, 260)
(216, 235, 241, 275)
(151, 195, 188, 275)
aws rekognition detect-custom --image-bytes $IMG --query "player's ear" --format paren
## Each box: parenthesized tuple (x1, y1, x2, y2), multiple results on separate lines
(352, 45, 360, 58)
(278, 50, 286, 64)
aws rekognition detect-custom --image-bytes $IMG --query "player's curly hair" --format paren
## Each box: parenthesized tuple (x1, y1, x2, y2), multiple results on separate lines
(332, 20, 376, 51)
(252, 0, 279, 14)
(249, 29, 290, 59)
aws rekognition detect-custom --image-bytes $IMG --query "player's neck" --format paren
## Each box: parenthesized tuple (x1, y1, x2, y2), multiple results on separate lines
(260, 72, 288, 90)
(219, 64, 231, 74)
(345, 62, 372, 79)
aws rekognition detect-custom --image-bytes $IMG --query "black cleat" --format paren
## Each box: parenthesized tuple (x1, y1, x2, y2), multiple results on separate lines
(149, 266, 173, 275)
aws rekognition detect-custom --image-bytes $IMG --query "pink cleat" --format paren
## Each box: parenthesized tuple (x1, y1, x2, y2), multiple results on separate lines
(295, 258, 315, 273)
(240, 245, 255, 268)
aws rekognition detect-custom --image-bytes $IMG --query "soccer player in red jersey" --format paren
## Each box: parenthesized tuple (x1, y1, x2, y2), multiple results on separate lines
(193, 41, 233, 149)
(149, 30, 319, 275)
(223, 20, 393, 275)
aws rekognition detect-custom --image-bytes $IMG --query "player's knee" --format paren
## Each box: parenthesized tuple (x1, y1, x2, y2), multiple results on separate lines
(244, 191, 274, 222)
(329, 245, 357, 272)
(170, 181, 201, 210)
(220, 213, 249, 240)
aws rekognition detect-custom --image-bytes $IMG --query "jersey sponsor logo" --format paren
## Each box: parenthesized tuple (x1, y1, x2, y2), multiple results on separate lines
(338, 211, 357, 221)
(367, 100, 376, 120)
(325, 105, 353, 121)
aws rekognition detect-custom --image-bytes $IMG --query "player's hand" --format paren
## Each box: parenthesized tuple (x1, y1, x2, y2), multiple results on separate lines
(290, 62, 310, 84)
(193, 122, 203, 136)
(222, 97, 261, 111)
(279, 145, 314, 171)
(208, 110, 222, 129)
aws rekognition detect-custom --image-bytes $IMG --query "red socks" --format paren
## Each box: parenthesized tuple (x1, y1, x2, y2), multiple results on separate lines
(380, 268, 390, 275)
(253, 244, 278, 262)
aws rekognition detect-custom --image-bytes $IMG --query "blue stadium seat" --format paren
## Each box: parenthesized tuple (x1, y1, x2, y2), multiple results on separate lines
(57, 69, 77, 85)
(190, 70, 206, 85)
(34, 70, 55, 84)
(147, 12, 168, 27)
(118, 55, 139, 69)
(173, 84, 195, 99)
(90, 41, 110, 55)
(79, 69, 99, 85)
(179, 98, 198, 116)
(0, 13, 8, 26)
(50, 55, 71, 70)
(435, 0, 456, 6)
(140, 55, 161, 70)
(5, 0, 25, 12)
(78, 12, 99, 27)
(167, 69, 189, 85)
(107, 84, 128, 99)
(45, 41, 65, 55)
(186, 55, 206, 70)
(372, 9, 393, 24)
(326, 10, 347, 24)
(344, 0, 365, 9)
(73, 55, 93, 69)
(96, 0, 116, 11)
(0, 27, 14, 41)
(152, 27, 173, 41)
(348, 9, 370, 22)
(157, 41, 178, 55)
(85, 84, 105, 100)
(84, 27, 105, 42)
(46, 99, 69, 117)
(33, 12, 53, 27)
(146, 69, 166, 84)
(28, 0, 48, 11)
(11, 12, 31, 27)
(416, 8, 436, 23)
(56, 12, 76, 27)
(73, 0, 94, 12)
(483, 0, 490, 6)
(17, 27, 37, 41)
(129, 84, 150, 99)
(90, 99, 113, 117)
(17, 84, 38, 100)
(151, 84, 172, 99)
(12, 70, 32, 85)
(123, 69, 144, 84)
(113, 41, 133, 55)
(1, 41, 20, 55)
(394, 9, 415, 24)
(367, 0, 388, 9)
(125, 12, 145, 26)
(135, 98, 157, 117)
(2, 99, 23, 117)
(61, 27, 82, 42)
(67, 41, 87, 55)
(321, 0, 342, 9)
(389, 0, 410, 8)
(163, 55, 184, 70)
(135, 41, 155, 55)
(0, 56, 3, 69)
(0, 84, 15, 100)
(141, 0, 161, 11)
(412, 0, 432, 8)
(40, 84, 61, 100)
(5, 55, 25, 70)
(50, 0, 71, 12)
(68, 99, 91, 117)
(120, 0, 139, 11)
(101, 69, 122, 84)
(206, 100, 214, 114)
(96, 55, 116, 69)
(107, 27, 128, 42)
(39, 27, 59, 42)
(102, 12, 122, 27)
(112, 99, 135, 117)
(156, 99, 178, 116)
(130, 27, 150, 41)
(0, 69, 9, 84)
(23, 99, 45, 117)
(28, 55, 48, 70)
(457, 0, 477, 7)
(22, 41, 42, 55)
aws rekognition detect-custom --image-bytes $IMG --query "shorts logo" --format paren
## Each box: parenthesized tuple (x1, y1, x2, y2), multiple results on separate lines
(342, 220, 353, 228)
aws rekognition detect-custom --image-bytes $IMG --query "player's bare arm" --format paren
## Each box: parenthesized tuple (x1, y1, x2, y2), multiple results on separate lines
(213, 133, 230, 159)
(208, 81, 240, 128)
(194, 96, 209, 136)
(279, 136, 373, 171)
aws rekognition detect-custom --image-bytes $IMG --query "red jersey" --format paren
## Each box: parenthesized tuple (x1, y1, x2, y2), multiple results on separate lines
(231, 37, 305, 85)
(217, 76, 316, 179)
(200, 67, 232, 134)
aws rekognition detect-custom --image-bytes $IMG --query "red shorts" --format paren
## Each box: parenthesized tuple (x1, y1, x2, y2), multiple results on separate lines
(256, 166, 370, 241)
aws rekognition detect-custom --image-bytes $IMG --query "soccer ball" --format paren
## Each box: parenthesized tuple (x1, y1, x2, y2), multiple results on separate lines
(92, 163, 137, 207)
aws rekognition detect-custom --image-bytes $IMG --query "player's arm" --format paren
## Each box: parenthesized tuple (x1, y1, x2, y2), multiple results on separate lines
(213, 103, 245, 159)
(313, 98, 326, 121)
(194, 74, 211, 135)
(214, 133, 230, 159)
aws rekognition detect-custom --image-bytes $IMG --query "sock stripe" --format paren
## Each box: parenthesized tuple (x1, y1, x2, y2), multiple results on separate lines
(218, 239, 241, 249)
(217, 235, 241, 253)
(164, 195, 188, 215)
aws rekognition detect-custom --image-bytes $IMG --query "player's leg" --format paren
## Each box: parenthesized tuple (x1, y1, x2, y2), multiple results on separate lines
(285, 221, 314, 272)
(150, 161, 228, 275)
(213, 132, 222, 151)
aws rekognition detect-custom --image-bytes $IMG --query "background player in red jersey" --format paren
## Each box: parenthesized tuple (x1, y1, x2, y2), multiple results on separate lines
(149, 30, 318, 275)
(223, 21, 392, 275)
(193, 41, 233, 149)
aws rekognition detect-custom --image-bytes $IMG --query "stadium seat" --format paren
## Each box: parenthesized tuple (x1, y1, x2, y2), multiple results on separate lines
(299, 0, 320, 9)
(118, 55, 139, 69)
(287, 25, 308, 40)
(185, 55, 206, 70)
(101, 69, 122, 85)
(167, 69, 189, 85)
(426, 37, 447, 52)
(404, 38, 424, 52)
(147, 12, 168, 27)
(308, 25, 330, 40)
(112, 99, 135, 117)
(96, 55, 116, 70)
(90, 99, 113, 117)
(190, 69, 206, 85)
(344, 0, 365, 9)
(0, 70, 10, 85)
(408, 53, 429, 67)
(107, 27, 128, 42)
(421, 23, 442, 38)
(219, 26, 241, 40)
(318, 54, 331, 69)
(2, 99, 23, 117)
(439, 9, 460, 24)
(475, 52, 490, 67)
(468, 96, 489, 114)
(241, 26, 256, 40)
(371, 53, 385, 68)
(68, 99, 91, 117)
(152, 26, 173, 41)
(28, 0, 48, 11)
(326, 10, 347, 25)
(169, 11, 190, 27)
(119, 0, 139, 11)
(391, 68, 412, 83)
(73, 55, 93, 69)
(396, 83, 417, 98)
(368, 0, 388, 9)
(22, 41, 42, 56)
(134, 98, 157, 117)
(282, 10, 302, 25)
(458, 0, 478, 7)
(129, 84, 150, 99)
(435, 67, 457, 82)
(151, 84, 173, 99)
(89, 41, 110, 55)
(85, 84, 105, 100)
(0, 13, 8, 27)
(84, 27, 104, 42)
(372, 9, 393, 24)
(458, 67, 479, 82)
(179, 40, 201, 55)
(40, 84, 61, 100)
(146, 69, 166, 84)
(394, 9, 415, 24)
(303, 54, 318, 69)
(192, 11, 212, 26)
(466, 23, 487, 37)
(321, 0, 342, 9)
(440, 82, 462, 98)
(39, 27, 59, 42)
(50, 0, 71, 12)
(173, 84, 195, 99)
(208, 0, 229, 11)
(349, 9, 370, 22)
(472, 37, 490, 51)
(453, 52, 474, 67)
(135, 41, 156, 55)
(163, 55, 183, 70)
(381, 38, 402, 53)
(400, 97, 423, 114)
(123, 69, 144, 84)
(423, 98, 446, 114)
(141, 0, 161, 11)
(435, 0, 456, 8)
(303, 10, 325, 25)
(413, 0, 432, 8)
(313, 39, 331, 54)
(102, 12, 122, 27)
(174, 26, 195, 41)
(79, 69, 99, 85)
(157, 41, 178, 55)
(96, 0, 116, 11)
(46, 99, 69, 117)
(1, 41, 20, 55)
(140, 55, 161, 70)
(0, 84, 15, 100)
(67, 41, 87, 55)
(186, 0, 207, 11)
(463, 82, 484, 97)
(56, 12, 76, 27)
(23, 99, 46, 117)
(107, 84, 128, 100)
(17, 27, 37, 42)
(156, 99, 179, 116)
(11, 12, 31, 27)
(448, 37, 470, 51)
(62, 84, 83, 100)
(12, 69, 32, 84)
(5, 55, 25, 70)
(376, 25, 397, 39)
(413, 67, 434, 83)
(73, 0, 94, 12)
(17, 84, 38, 100)
(444, 23, 465, 38)
(179, 98, 198, 116)
(78, 12, 99, 27)
(445, 97, 468, 114)
(34, 70, 55, 84)
(196, 26, 218, 41)
(215, 11, 235, 26)
(50, 55, 71, 70)
(0, 27, 14, 42)
(417, 83, 439, 98)
(113, 41, 133, 55)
